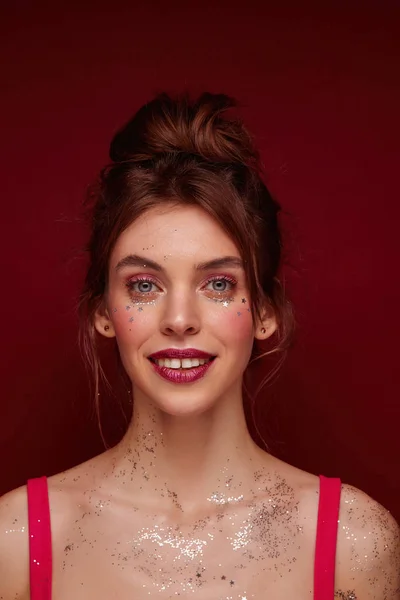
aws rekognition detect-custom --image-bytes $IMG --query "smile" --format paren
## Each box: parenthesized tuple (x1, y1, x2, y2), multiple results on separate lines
(147, 349, 216, 384)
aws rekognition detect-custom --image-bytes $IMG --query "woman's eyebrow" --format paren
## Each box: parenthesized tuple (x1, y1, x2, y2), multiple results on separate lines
(115, 254, 243, 273)
(195, 256, 243, 270)
(115, 254, 163, 272)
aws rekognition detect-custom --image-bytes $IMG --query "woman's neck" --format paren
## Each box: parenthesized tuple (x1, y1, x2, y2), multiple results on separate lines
(104, 387, 272, 515)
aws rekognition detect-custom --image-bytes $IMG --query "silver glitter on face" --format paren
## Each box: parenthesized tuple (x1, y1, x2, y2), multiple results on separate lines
(131, 299, 157, 307)
(211, 294, 235, 308)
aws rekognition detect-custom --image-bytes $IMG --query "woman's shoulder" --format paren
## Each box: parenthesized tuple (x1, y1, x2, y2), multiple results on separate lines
(293, 468, 400, 598)
(264, 459, 400, 588)
(0, 472, 77, 595)
(0, 483, 30, 598)
(0, 456, 104, 598)
(335, 482, 400, 599)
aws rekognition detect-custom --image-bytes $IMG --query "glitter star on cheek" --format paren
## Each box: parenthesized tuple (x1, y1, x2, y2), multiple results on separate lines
(138, 307, 143, 312)
(241, 298, 246, 303)
(237, 311, 241, 316)
(125, 306, 131, 311)
(128, 317, 134, 323)
(222, 301, 230, 308)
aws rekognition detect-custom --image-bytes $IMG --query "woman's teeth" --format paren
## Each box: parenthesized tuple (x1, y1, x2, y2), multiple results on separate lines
(153, 358, 211, 369)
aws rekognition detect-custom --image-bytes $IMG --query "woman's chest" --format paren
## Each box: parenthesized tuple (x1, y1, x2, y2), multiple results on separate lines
(51, 501, 315, 599)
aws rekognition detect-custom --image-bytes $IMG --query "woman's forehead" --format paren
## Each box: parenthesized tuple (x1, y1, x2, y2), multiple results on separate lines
(111, 204, 241, 264)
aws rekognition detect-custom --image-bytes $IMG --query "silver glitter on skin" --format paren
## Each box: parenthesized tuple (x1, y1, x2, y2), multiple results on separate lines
(212, 295, 235, 307)
(207, 492, 245, 504)
(335, 591, 357, 600)
(45, 451, 316, 599)
(130, 298, 157, 307)
(4, 526, 26, 534)
(132, 524, 209, 561)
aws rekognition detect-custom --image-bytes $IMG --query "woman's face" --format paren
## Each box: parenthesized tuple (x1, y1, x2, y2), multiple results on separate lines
(96, 203, 274, 416)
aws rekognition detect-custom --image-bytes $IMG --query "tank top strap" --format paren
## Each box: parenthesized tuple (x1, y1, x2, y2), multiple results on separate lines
(27, 476, 52, 600)
(314, 474, 341, 600)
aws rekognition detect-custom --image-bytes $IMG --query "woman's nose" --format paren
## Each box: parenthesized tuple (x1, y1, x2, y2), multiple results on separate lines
(159, 292, 201, 337)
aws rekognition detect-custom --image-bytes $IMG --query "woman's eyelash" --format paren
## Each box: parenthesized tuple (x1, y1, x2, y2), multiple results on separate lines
(125, 275, 237, 296)
(204, 275, 237, 292)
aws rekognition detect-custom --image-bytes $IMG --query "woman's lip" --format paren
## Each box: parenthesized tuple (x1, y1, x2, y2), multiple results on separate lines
(148, 348, 215, 360)
(149, 358, 215, 384)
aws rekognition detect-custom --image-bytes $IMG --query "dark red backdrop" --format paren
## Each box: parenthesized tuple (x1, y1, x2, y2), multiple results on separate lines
(1, 2, 399, 519)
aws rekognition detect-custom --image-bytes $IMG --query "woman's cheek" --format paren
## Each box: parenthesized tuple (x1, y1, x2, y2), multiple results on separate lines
(208, 302, 253, 341)
(110, 304, 152, 342)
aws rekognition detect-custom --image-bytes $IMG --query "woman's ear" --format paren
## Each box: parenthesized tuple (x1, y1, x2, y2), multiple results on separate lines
(94, 303, 116, 338)
(253, 303, 278, 341)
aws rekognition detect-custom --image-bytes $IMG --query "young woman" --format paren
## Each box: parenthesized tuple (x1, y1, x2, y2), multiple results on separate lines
(0, 93, 399, 600)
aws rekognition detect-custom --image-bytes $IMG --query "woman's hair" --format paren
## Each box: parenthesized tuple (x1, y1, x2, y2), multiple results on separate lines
(79, 92, 294, 430)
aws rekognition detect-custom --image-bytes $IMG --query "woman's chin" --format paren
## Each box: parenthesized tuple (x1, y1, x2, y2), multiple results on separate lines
(149, 395, 219, 419)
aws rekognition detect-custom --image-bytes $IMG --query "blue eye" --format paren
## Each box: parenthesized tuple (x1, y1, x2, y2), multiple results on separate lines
(210, 280, 228, 291)
(205, 277, 236, 292)
(136, 281, 155, 293)
(126, 278, 160, 295)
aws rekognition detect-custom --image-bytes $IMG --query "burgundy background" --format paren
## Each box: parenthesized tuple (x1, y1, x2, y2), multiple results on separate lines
(1, 2, 399, 519)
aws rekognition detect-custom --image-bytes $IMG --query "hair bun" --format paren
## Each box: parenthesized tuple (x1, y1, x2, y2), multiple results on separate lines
(109, 92, 258, 167)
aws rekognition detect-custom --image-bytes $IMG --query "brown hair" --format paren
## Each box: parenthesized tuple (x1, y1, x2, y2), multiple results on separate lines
(79, 92, 294, 437)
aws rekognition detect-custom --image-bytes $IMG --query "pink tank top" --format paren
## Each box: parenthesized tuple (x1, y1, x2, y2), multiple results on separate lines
(27, 474, 341, 599)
